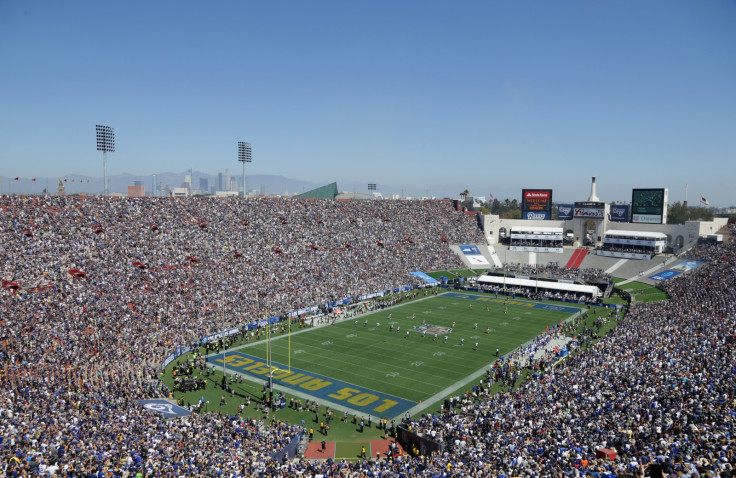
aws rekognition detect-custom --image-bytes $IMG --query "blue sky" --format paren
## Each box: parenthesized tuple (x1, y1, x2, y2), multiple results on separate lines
(1, 1, 734, 205)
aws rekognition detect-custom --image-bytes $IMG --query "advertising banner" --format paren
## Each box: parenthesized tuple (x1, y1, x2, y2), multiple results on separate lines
(649, 270, 682, 281)
(557, 204, 574, 220)
(632, 214, 662, 224)
(609, 204, 630, 222)
(671, 260, 703, 271)
(574, 207, 605, 218)
(201, 327, 242, 344)
(411, 271, 439, 283)
(574, 202, 605, 219)
(459, 245, 482, 255)
(466, 255, 490, 265)
(523, 211, 551, 220)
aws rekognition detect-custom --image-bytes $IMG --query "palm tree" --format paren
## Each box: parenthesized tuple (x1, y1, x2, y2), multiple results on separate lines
(460, 189, 469, 201)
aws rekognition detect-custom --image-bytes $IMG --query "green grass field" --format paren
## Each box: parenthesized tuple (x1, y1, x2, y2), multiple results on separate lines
(161, 291, 601, 450)
(613, 279, 669, 302)
(203, 292, 582, 419)
(425, 269, 482, 280)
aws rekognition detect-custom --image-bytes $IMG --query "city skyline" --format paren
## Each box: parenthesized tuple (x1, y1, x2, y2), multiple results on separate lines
(1, 1, 734, 205)
(0, 170, 724, 212)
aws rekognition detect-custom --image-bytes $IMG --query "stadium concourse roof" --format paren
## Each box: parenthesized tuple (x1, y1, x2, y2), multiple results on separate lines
(294, 182, 338, 199)
(477, 275, 601, 297)
(603, 230, 667, 239)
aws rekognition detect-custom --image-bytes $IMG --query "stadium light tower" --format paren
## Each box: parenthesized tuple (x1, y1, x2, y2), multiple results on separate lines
(96, 125, 115, 195)
(238, 142, 252, 197)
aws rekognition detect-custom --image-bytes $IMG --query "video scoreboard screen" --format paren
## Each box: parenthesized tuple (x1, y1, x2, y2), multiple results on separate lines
(521, 189, 552, 220)
(631, 188, 667, 224)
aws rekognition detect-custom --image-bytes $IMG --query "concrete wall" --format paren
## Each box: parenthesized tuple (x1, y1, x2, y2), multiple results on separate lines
(695, 217, 729, 236)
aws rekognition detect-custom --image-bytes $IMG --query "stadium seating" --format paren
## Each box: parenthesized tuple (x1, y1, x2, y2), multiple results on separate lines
(0, 195, 734, 477)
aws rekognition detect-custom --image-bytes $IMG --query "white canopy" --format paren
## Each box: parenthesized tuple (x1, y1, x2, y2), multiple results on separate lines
(604, 230, 667, 240)
(477, 275, 601, 297)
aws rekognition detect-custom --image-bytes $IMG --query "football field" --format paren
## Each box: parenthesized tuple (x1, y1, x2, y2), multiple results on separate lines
(209, 291, 582, 419)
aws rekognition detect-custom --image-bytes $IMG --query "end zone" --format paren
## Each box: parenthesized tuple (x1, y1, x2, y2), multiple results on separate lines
(209, 351, 416, 417)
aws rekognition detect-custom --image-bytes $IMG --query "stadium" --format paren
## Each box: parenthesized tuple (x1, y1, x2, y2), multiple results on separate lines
(1, 185, 734, 478)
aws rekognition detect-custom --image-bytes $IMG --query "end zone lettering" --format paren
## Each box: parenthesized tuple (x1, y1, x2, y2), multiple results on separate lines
(211, 352, 415, 417)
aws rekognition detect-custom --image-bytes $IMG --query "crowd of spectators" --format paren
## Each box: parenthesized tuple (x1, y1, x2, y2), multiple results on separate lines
(401, 238, 736, 477)
(0, 195, 481, 477)
(1, 194, 734, 477)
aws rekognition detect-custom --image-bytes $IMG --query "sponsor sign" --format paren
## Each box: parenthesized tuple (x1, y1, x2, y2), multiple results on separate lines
(211, 352, 415, 416)
(411, 271, 439, 283)
(557, 204, 574, 220)
(163, 345, 192, 368)
(287, 305, 319, 318)
(632, 214, 662, 224)
(138, 399, 191, 419)
(632, 189, 665, 224)
(609, 204, 630, 222)
(574, 207, 605, 218)
(466, 255, 490, 265)
(459, 245, 482, 255)
(522, 189, 552, 220)
(358, 291, 385, 301)
(671, 260, 703, 271)
(524, 211, 551, 220)
(201, 327, 242, 344)
(649, 270, 682, 281)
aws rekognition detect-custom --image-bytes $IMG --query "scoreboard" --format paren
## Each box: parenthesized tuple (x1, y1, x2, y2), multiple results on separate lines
(521, 189, 552, 220)
(631, 188, 667, 224)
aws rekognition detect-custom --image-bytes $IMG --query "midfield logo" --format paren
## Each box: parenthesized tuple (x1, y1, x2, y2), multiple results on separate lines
(411, 324, 451, 335)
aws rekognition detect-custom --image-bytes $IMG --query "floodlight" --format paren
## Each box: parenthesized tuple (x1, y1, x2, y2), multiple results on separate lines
(96, 125, 115, 195)
(238, 141, 252, 197)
